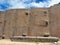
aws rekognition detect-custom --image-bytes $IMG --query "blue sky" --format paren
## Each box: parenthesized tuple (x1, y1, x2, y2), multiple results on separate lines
(0, 0, 60, 11)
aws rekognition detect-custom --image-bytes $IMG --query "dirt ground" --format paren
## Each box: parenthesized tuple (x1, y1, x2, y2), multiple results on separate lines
(0, 39, 60, 45)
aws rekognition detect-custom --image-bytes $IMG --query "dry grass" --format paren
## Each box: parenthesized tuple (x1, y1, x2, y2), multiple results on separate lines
(0, 39, 60, 45)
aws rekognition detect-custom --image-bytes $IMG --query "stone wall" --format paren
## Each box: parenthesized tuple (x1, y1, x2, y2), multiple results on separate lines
(0, 4, 60, 39)
(0, 8, 50, 39)
(49, 4, 60, 37)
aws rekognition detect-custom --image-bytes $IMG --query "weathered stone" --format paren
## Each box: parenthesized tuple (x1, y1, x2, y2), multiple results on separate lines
(0, 4, 60, 39)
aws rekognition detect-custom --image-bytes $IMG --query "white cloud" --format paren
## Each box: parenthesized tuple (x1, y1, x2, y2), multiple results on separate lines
(29, 0, 60, 8)
(0, 0, 5, 4)
(0, 0, 60, 11)
(9, 2, 25, 9)
(48, 0, 60, 7)
(8, 0, 50, 9)
(29, 2, 49, 8)
(8, 0, 29, 9)
(8, 0, 60, 9)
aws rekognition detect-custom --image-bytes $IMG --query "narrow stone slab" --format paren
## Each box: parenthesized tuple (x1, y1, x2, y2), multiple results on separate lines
(11, 36, 59, 42)
(0, 39, 59, 45)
